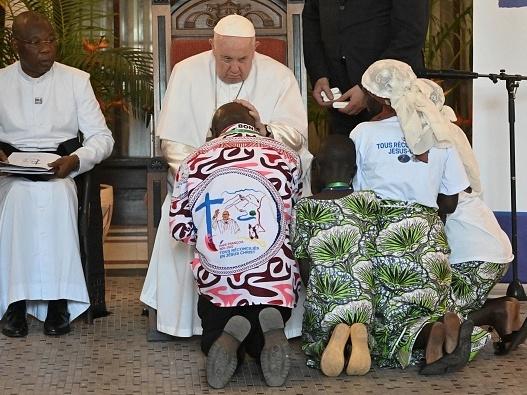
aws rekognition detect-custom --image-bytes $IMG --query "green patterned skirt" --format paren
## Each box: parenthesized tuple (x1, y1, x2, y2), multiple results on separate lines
(371, 200, 452, 368)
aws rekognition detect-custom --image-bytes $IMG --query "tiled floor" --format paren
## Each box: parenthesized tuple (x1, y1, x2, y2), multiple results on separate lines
(1, 276, 527, 395)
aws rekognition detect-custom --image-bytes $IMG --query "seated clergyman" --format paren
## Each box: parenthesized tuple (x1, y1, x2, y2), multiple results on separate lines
(0, 11, 113, 337)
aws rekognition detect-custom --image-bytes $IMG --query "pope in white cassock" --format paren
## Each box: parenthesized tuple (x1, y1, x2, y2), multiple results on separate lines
(0, 12, 114, 337)
(140, 14, 311, 337)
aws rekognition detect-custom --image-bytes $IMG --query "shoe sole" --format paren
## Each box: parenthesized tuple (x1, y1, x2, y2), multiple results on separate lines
(320, 323, 349, 376)
(259, 308, 290, 387)
(206, 316, 251, 389)
(443, 312, 460, 354)
(347, 323, 371, 376)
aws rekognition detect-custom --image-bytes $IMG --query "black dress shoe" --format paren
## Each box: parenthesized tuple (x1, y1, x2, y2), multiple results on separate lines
(44, 299, 71, 336)
(2, 300, 28, 337)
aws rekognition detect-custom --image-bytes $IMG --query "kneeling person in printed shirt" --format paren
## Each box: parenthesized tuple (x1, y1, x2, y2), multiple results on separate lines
(168, 102, 302, 389)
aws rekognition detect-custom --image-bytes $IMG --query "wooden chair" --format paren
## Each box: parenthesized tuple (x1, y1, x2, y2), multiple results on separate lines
(145, 0, 306, 339)
(76, 166, 108, 323)
(148, 0, 306, 261)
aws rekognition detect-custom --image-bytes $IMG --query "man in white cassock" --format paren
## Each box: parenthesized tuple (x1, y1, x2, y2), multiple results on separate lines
(140, 14, 311, 337)
(0, 12, 114, 337)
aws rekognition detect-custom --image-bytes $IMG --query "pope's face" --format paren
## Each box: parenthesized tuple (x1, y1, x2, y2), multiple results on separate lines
(210, 35, 256, 84)
(13, 20, 57, 78)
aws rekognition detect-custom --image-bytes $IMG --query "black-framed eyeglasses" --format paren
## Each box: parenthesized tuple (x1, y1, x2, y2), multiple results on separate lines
(14, 37, 58, 48)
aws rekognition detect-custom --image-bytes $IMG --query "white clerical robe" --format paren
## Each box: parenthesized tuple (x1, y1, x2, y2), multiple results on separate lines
(0, 61, 114, 321)
(140, 50, 311, 337)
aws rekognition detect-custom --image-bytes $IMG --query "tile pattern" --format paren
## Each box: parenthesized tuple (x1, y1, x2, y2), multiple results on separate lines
(1, 276, 527, 394)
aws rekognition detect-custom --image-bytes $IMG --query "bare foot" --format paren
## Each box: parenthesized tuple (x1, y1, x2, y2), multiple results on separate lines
(425, 322, 445, 365)
(443, 312, 461, 354)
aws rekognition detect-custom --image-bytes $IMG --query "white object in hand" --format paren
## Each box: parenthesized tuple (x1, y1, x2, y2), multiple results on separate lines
(321, 87, 342, 102)
(5, 152, 60, 170)
(332, 101, 350, 109)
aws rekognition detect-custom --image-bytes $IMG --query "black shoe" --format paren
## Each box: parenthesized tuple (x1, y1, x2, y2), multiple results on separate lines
(44, 299, 71, 336)
(419, 319, 474, 375)
(259, 308, 290, 387)
(1, 300, 28, 337)
(495, 317, 527, 355)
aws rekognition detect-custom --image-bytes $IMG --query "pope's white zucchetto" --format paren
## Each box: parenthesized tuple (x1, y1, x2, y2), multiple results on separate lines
(214, 14, 255, 38)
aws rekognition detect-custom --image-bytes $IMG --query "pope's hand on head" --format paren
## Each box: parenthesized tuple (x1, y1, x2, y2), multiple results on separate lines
(337, 85, 367, 115)
(234, 99, 267, 136)
(48, 154, 80, 178)
(313, 77, 334, 107)
(0, 149, 7, 162)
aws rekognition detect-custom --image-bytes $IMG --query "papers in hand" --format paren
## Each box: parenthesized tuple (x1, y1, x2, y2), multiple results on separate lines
(0, 152, 59, 175)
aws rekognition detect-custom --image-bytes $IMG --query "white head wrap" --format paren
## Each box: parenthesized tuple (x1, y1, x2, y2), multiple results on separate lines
(418, 78, 482, 194)
(362, 59, 453, 155)
(214, 14, 255, 38)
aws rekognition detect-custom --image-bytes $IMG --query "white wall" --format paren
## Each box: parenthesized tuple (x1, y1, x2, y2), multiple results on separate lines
(473, 1, 527, 211)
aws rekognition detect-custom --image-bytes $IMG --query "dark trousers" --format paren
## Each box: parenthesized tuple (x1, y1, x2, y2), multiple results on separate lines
(328, 108, 372, 136)
(197, 296, 292, 360)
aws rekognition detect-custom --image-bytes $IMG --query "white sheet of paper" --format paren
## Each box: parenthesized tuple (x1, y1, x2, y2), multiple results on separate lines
(5, 152, 60, 170)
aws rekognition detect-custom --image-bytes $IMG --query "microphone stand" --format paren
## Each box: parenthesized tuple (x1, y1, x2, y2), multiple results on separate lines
(424, 69, 527, 300)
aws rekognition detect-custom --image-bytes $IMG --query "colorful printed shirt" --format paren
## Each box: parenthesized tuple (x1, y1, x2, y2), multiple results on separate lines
(169, 123, 302, 308)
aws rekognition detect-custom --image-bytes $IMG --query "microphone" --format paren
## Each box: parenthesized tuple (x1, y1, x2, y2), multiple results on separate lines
(418, 69, 480, 80)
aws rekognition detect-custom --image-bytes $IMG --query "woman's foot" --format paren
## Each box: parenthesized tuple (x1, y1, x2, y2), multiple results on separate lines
(420, 319, 473, 375)
(469, 299, 517, 338)
(320, 323, 350, 377)
(346, 323, 371, 375)
(425, 322, 445, 365)
(443, 312, 461, 354)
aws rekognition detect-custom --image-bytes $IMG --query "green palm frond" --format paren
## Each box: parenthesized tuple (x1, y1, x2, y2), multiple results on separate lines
(310, 225, 361, 265)
(312, 274, 356, 301)
(297, 200, 337, 226)
(320, 300, 373, 333)
(377, 263, 422, 290)
(480, 262, 506, 280)
(398, 289, 438, 312)
(377, 205, 407, 225)
(341, 192, 379, 221)
(425, 1, 473, 70)
(377, 218, 429, 256)
(302, 309, 319, 331)
(451, 271, 474, 301)
(0, 0, 153, 121)
(423, 253, 452, 284)
(354, 261, 375, 290)
(434, 226, 449, 251)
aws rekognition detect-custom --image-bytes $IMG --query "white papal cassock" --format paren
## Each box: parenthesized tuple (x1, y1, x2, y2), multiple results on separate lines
(0, 61, 114, 321)
(140, 50, 311, 337)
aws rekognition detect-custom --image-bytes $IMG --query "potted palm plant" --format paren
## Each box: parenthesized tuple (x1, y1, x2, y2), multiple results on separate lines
(0, 0, 153, 122)
(0, 0, 154, 238)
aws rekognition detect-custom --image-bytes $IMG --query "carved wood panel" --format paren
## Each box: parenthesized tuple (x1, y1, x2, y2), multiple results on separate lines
(171, 0, 286, 37)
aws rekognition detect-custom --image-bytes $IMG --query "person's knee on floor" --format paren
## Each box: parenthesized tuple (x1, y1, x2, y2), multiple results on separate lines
(206, 315, 251, 389)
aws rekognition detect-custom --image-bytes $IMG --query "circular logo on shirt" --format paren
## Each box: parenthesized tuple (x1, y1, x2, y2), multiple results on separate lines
(398, 154, 411, 163)
(189, 167, 285, 276)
